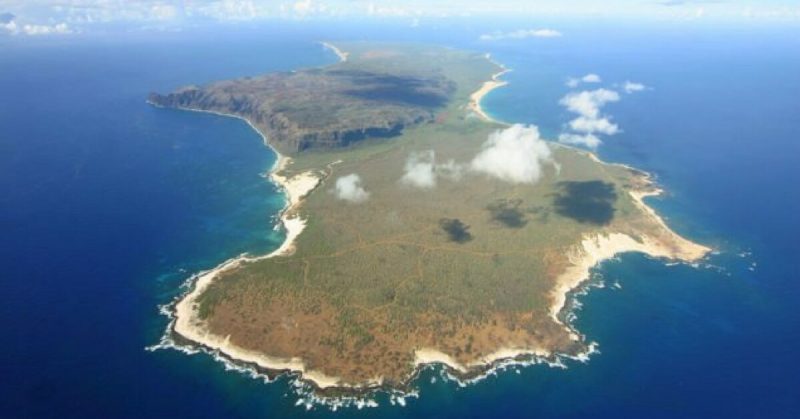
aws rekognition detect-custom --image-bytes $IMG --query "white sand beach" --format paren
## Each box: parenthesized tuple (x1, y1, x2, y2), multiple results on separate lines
(322, 41, 349, 62)
(468, 55, 510, 123)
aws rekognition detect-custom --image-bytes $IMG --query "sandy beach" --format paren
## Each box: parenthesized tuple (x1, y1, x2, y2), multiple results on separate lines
(468, 54, 510, 123)
(321, 41, 349, 62)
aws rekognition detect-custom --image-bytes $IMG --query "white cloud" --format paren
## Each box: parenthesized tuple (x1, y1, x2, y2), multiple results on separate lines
(399, 150, 464, 188)
(1, 8, 76, 35)
(285, 0, 336, 18)
(559, 88, 622, 148)
(401, 151, 437, 189)
(2, 19, 73, 36)
(150, 4, 180, 20)
(695, 7, 705, 19)
(622, 81, 647, 93)
(334, 174, 369, 203)
(25, 22, 72, 35)
(566, 73, 602, 88)
(366, 2, 413, 17)
(3, 1, 799, 26)
(294, 0, 314, 15)
(530, 28, 562, 37)
(480, 28, 562, 41)
(568, 116, 620, 135)
(559, 88, 620, 118)
(195, 0, 265, 21)
(582, 73, 601, 83)
(1, 20, 17, 34)
(470, 124, 553, 184)
(558, 133, 603, 149)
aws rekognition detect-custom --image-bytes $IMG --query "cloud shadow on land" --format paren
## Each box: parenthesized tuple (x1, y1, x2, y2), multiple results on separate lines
(487, 199, 528, 228)
(553, 181, 617, 225)
(439, 218, 473, 243)
(333, 70, 453, 108)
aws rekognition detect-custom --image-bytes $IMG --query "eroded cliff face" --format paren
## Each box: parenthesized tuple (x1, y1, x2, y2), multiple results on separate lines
(148, 69, 455, 154)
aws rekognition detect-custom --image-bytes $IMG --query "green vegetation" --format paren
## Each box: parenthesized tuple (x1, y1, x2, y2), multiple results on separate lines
(165, 42, 686, 387)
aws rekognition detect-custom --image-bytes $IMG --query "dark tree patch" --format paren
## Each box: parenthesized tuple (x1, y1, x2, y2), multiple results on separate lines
(487, 199, 528, 228)
(553, 181, 617, 225)
(439, 218, 473, 243)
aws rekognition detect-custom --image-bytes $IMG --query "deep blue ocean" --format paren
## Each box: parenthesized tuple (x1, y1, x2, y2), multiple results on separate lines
(1, 20, 798, 418)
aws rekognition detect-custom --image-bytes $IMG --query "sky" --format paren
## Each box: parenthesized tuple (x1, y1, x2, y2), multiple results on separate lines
(1, 0, 799, 36)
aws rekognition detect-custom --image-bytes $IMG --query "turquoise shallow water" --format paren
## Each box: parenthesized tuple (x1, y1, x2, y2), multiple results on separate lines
(1, 21, 798, 418)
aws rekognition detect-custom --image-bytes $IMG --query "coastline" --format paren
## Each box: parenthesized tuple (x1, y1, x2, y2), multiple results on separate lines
(321, 41, 349, 62)
(149, 43, 369, 391)
(468, 54, 510, 124)
(413, 346, 553, 374)
(147, 102, 349, 388)
(549, 150, 711, 323)
(151, 47, 712, 397)
(412, 179, 712, 381)
(550, 226, 710, 325)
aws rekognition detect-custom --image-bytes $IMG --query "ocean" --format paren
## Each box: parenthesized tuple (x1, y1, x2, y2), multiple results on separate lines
(1, 20, 798, 418)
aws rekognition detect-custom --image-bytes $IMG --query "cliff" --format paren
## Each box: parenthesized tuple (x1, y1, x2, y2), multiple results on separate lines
(148, 68, 455, 154)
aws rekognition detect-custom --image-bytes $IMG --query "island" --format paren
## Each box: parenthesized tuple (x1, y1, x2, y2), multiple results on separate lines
(149, 42, 709, 395)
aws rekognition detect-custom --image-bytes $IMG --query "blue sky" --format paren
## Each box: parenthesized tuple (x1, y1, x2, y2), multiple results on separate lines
(1, 0, 799, 36)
